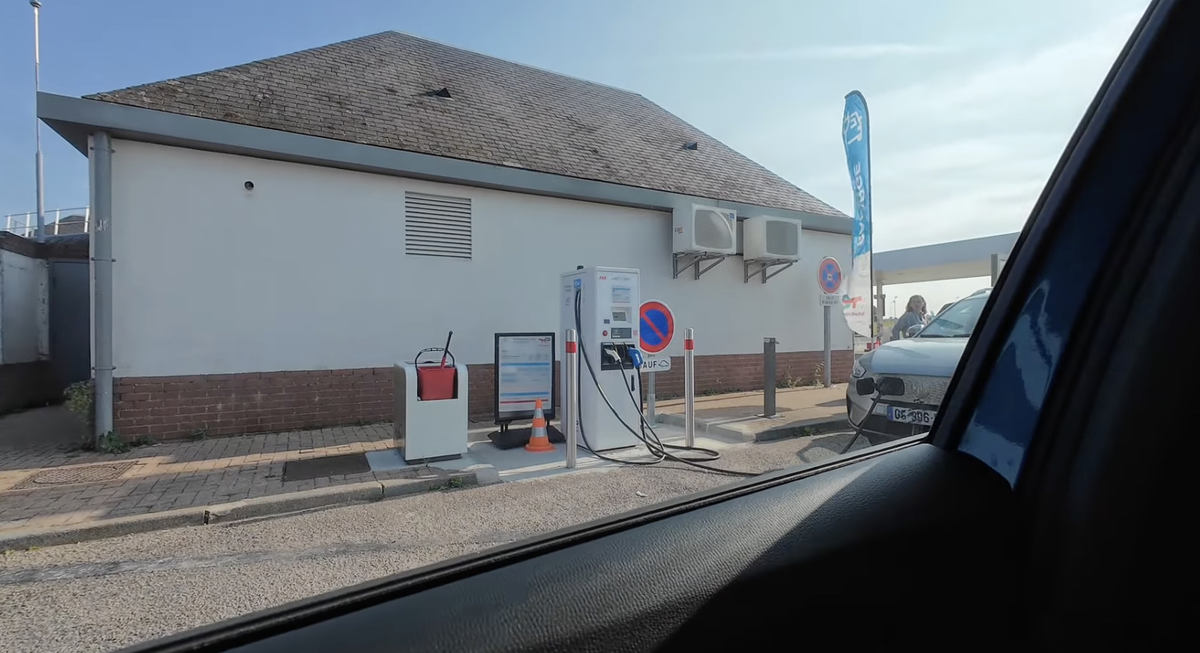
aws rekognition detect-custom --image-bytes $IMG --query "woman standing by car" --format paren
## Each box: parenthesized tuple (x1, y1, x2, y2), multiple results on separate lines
(891, 295, 930, 340)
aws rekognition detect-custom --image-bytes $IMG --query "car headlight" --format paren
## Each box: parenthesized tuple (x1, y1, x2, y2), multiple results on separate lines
(851, 359, 866, 379)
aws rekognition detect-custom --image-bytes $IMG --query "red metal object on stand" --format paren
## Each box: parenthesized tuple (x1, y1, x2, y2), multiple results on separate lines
(415, 331, 456, 401)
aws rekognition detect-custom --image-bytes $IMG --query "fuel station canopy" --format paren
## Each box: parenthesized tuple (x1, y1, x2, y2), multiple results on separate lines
(873, 232, 1019, 285)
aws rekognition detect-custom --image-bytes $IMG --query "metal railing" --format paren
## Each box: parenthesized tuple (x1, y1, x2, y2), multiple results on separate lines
(3, 207, 90, 238)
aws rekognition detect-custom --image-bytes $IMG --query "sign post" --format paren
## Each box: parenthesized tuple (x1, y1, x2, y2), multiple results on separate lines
(638, 300, 676, 419)
(564, 329, 578, 469)
(990, 253, 1007, 286)
(818, 257, 842, 388)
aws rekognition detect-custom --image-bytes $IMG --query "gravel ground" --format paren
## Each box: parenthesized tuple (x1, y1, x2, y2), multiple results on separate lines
(0, 431, 860, 653)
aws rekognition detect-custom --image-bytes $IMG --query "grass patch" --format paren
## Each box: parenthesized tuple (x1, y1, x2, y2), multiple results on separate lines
(428, 476, 469, 492)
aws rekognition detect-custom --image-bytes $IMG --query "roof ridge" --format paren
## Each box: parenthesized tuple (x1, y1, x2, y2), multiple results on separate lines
(380, 30, 643, 98)
(86, 30, 644, 102)
(84, 32, 396, 99)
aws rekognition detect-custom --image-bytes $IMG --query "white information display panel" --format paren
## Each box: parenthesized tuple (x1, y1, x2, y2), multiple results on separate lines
(494, 333, 556, 422)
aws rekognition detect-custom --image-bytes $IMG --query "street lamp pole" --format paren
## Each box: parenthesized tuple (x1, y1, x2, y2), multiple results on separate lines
(31, 0, 46, 243)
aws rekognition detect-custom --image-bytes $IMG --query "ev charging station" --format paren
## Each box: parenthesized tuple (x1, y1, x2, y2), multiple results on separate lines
(561, 266, 643, 451)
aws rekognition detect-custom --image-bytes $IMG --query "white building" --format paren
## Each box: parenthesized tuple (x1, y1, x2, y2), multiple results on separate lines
(40, 32, 855, 440)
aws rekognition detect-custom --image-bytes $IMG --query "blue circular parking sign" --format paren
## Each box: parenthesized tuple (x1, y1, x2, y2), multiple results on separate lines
(638, 301, 675, 355)
(818, 257, 842, 294)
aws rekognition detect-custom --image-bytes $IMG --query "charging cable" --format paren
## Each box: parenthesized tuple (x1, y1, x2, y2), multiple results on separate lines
(620, 357, 720, 462)
(573, 289, 756, 477)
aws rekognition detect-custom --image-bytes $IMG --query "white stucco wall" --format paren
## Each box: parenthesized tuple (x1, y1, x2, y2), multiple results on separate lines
(110, 139, 853, 377)
(0, 248, 49, 365)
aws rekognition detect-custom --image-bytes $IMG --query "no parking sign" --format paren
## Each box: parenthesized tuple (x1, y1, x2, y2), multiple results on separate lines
(639, 300, 674, 372)
(818, 257, 842, 294)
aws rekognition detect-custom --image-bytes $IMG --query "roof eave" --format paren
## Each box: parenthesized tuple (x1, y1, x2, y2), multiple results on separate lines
(38, 92, 852, 234)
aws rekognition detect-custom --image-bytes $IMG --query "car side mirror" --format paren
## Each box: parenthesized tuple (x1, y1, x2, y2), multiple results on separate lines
(905, 324, 923, 338)
(857, 376, 906, 397)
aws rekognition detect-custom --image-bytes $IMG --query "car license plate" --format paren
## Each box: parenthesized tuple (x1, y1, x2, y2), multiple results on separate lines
(887, 406, 937, 426)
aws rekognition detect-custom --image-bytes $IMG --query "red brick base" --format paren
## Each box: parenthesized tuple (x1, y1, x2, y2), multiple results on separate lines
(114, 350, 852, 440)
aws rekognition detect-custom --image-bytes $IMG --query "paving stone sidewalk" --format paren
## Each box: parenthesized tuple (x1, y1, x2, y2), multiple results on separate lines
(0, 408, 421, 533)
(0, 385, 850, 534)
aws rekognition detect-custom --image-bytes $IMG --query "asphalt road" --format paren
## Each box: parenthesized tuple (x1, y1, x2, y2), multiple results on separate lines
(0, 431, 862, 653)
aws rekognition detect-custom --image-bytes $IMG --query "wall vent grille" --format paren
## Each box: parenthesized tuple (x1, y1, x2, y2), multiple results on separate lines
(405, 192, 472, 259)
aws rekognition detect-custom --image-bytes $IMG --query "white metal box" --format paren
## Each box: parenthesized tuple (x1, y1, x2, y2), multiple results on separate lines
(743, 216, 803, 261)
(393, 362, 470, 463)
(560, 266, 642, 451)
(672, 204, 737, 255)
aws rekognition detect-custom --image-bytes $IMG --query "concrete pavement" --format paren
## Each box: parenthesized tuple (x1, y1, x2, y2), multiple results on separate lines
(0, 430, 866, 653)
(654, 384, 849, 441)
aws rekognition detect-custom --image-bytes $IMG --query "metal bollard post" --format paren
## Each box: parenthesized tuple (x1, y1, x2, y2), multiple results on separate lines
(822, 306, 832, 388)
(684, 328, 695, 448)
(565, 329, 578, 469)
(763, 337, 777, 417)
(647, 371, 656, 420)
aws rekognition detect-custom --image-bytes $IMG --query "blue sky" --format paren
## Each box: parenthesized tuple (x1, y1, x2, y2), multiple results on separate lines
(0, 0, 1148, 313)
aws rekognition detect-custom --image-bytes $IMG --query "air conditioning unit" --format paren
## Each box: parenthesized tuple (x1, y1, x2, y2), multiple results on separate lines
(673, 204, 737, 255)
(743, 216, 802, 261)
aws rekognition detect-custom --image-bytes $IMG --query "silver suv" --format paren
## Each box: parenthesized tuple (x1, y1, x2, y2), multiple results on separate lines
(847, 289, 991, 441)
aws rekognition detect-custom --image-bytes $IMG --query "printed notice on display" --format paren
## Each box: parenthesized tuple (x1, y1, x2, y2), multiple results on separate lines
(495, 333, 555, 421)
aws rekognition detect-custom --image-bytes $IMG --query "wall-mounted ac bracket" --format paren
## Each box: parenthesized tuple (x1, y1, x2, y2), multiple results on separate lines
(744, 258, 795, 285)
(673, 252, 727, 280)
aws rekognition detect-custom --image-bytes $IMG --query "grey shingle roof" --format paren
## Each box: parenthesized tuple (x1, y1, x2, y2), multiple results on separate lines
(85, 32, 844, 218)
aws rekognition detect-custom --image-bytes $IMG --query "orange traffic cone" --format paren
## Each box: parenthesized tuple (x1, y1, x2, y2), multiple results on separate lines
(525, 399, 555, 453)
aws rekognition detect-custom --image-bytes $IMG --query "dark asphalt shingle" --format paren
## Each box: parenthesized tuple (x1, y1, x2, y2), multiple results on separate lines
(85, 32, 844, 217)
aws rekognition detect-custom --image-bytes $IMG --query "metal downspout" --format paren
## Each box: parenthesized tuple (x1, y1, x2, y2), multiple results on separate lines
(91, 132, 114, 441)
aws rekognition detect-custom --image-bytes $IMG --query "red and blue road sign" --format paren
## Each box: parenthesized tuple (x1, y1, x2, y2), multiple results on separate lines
(639, 300, 675, 355)
(818, 257, 842, 294)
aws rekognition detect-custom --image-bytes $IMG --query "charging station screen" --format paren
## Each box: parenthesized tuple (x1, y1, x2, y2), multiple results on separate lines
(494, 333, 556, 422)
